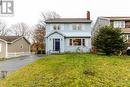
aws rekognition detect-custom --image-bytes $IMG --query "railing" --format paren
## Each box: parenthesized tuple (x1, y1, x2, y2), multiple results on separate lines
(46, 50, 60, 55)
(7, 52, 30, 58)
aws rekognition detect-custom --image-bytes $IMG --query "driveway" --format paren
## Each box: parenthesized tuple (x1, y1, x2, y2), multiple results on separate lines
(0, 54, 44, 74)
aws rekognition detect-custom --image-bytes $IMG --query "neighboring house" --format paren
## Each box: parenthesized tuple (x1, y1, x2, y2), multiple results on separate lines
(93, 16, 130, 48)
(45, 12, 92, 54)
(0, 36, 30, 58)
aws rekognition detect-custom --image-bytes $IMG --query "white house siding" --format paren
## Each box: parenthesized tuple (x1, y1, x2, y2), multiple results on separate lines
(0, 40, 7, 58)
(45, 19, 92, 54)
(64, 38, 91, 52)
(46, 23, 91, 34)
(93, 17, 110, 35)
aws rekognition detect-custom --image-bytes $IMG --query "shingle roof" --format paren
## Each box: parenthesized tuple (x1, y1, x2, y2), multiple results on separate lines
(103, 16, 130, 21)
(0, 36, 21, 42)
(45, 18, 92, 23)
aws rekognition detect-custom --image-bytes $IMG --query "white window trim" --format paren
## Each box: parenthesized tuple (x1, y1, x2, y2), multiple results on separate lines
(70, 38, 85, 46)
(72, 24, 82, 30)
(53, 24, 61, 30)
(114, 21, 125, 28)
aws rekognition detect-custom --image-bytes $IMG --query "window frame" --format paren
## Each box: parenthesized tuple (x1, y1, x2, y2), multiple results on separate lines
(53, 24, 61, 30)
(72, 24, 82, 30)
(113, 21, 125, 28)
(69, 38, 85, 46)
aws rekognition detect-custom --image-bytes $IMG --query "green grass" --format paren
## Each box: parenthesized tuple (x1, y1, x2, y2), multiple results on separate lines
(1, 54, 130, 87)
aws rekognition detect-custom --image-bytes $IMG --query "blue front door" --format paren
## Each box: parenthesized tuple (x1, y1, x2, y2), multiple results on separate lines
(55, 39, 60, 51)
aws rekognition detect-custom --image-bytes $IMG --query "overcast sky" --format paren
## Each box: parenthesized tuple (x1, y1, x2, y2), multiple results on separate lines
(1, 0, 130, 26)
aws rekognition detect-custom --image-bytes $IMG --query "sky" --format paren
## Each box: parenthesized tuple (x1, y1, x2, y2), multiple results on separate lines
(1, 0, 130, 26)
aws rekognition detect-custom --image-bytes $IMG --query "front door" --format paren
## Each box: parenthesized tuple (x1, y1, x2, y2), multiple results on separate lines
(54, 39, 60, 51)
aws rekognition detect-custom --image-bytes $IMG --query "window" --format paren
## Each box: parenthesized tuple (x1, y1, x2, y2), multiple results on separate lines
(125, 22, 130, 28)
(114, 21, 125, 28)
(53, 25, 57, 30)
(69, 39, 72, 46)
(73, 25, 77, 30)
(83, 39, 85, 46)
(73, 24, 82, 30)
(73, 39, 81, 45)
(128, 35, 130, 42)
(53, 25, 60, 30)
(21, 44, 23, 49)
(69, 39, 85, 46)
(78, 25, 82, 30)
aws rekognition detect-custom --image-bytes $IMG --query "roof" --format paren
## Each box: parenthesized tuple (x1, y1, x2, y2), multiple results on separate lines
(46, 31, 91, 38)
(0, 36, 21, 42)
(45, 18, 92, 23)
(102, 16, 130, 21)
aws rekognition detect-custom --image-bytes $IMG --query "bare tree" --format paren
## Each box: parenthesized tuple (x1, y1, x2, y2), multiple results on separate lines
(31, 11, 60, 52)
(0, 21, 10, 36)
(11, 23, 31, 39)
(31, 24, 45, 52)
(40, 11, 60, 25)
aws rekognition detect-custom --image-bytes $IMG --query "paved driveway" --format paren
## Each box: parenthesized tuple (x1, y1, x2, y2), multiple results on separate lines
(0, 54, 44, 73)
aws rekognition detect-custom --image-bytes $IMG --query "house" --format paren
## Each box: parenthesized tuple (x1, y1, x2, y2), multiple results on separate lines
(0, 36, 31, 58)
(45, 11, 92, 54)
(93, 16, 130, 49)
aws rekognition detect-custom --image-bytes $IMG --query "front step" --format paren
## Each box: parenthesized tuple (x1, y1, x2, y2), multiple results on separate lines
(47, 50, 60, 55)
(51, 51, 60, 54)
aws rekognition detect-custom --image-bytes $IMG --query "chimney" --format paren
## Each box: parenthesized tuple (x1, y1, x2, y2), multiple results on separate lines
(87, 11, 90, 20)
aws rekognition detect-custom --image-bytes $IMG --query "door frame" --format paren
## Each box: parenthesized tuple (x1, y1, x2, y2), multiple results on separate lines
(53, 39, 60, 52)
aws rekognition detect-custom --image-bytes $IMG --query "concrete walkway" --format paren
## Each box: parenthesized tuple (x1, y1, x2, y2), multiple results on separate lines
(0, 54, 44, 74)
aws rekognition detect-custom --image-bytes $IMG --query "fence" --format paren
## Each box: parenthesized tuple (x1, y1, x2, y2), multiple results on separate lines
(7, 52, 30, 58)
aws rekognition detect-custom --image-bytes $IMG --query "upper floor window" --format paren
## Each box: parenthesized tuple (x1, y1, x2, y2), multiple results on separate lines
(53, 25, 60, 30)
(125, 22, 130, 28)
(113, 21, 125, 28)
(73, 24, 82, 30)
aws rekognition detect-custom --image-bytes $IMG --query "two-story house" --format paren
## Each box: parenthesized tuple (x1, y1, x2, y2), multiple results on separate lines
(93, 16, 130, 48)
(45, 12, 92, 54)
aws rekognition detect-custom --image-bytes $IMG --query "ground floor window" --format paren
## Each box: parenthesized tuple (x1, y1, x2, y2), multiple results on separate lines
(128, 35, 130, 42)
(69, 38, 85, 46)
(124, 34, 130, 42)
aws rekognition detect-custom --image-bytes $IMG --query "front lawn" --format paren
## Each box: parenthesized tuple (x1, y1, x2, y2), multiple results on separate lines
(1, 54, 130, 87)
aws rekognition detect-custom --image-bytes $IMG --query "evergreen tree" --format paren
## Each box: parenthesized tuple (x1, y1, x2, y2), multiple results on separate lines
(94, 25, 127, 55)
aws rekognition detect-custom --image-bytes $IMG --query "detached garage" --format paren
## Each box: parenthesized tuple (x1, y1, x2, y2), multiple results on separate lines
(0, 36, 30, 58)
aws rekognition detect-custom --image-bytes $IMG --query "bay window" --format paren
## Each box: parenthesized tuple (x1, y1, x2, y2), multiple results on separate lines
(69, 38, 85, 46)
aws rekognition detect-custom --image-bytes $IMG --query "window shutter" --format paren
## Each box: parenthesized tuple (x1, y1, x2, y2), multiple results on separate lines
(70, 39, 72, 46)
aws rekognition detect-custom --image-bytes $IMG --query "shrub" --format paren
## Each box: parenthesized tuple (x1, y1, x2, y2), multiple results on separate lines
(94, 25, 127, 55)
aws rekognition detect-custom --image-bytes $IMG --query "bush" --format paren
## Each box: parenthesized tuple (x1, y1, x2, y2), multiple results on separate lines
(94, 25, 127, 55)
(36, 49, 45, 54)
